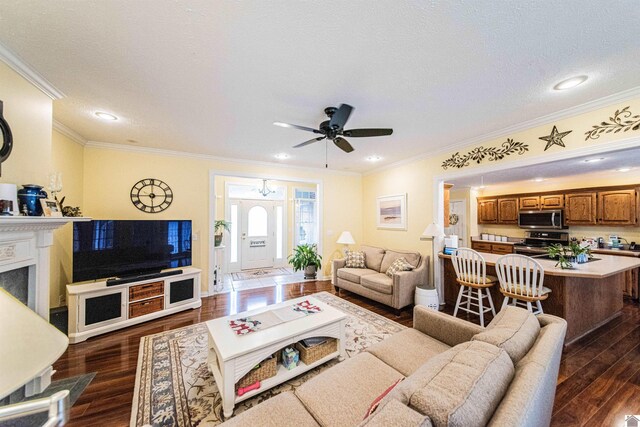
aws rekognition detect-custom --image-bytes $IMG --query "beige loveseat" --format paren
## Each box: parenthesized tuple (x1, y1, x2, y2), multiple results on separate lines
(332, 245, 428, 312)
(221, 306, 567, 427)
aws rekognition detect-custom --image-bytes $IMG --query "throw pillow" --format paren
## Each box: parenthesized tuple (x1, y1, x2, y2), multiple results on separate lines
(385, 257, 413, 277)
(345, 250, 366, 268)
(363, 378, 403, 420)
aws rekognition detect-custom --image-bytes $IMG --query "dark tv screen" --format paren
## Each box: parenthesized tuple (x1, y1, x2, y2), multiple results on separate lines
(73, 220, 192, 282)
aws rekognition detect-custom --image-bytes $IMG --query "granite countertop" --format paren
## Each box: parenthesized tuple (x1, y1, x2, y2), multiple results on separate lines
(439, 252, 640, 279)
(590, 248, 640, 258)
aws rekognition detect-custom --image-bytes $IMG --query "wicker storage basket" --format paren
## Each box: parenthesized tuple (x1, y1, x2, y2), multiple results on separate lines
(236, 355, 277, 389)
(295, 338, 337, 365)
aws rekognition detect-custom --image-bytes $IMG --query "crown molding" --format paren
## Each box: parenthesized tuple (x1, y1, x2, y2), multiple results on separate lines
(52, 120, 87, 146)
(364, 86, 640, 176)
(84, 141, 362, 177)
(0, 42, 65, 100)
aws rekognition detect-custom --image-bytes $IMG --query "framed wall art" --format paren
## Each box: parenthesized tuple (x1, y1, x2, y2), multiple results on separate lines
(40, 198, 62, 217)
(376, 193, 407, 230)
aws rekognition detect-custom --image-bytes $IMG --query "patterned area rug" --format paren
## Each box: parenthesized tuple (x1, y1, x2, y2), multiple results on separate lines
(231, 267, 291, 281)
(130, 292, 405, 426)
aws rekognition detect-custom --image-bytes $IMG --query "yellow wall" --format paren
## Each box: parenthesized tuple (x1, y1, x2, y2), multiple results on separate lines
(50, 129, 85, 307)
(81, 146, 363, 288)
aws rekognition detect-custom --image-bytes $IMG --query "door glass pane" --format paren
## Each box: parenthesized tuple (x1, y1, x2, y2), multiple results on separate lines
(248, 206, 268, 236)
(276, 206, 283, 259)
(295, 199, 317, 245)
(230, 204, 238, 263)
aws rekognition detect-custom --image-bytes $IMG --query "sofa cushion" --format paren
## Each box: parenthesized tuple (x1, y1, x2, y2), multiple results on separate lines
(359, 398, 433, 427)
(361, 245, 386, 272)
(472, 306, 541, 364)
(391, 341, 514, 427)
(337, 267, 377, 284)
(345, 250, 366, 268)
(219, 391, 319, 427)
(361, 273, 393, 295)
(295, 352, 404, 427)
(367, 328, 450, 376)
(381, 249, 422, 273)
(386, 257, 414, 277)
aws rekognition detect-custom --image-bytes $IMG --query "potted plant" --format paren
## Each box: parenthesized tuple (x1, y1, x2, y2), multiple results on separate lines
(547, 243, 573, 269)
(214, 220, 231, 247)
(288, 244, 322, 279)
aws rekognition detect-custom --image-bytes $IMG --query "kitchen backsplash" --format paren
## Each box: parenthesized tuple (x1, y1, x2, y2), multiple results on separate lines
(479, 224, 640, 247)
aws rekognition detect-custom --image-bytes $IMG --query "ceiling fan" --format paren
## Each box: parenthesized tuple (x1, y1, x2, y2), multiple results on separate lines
(273, 104, 393, 154)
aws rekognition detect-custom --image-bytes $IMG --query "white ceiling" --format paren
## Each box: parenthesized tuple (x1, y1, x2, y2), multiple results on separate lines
(448, 146, 640, 188)
(1, 1, 640, 172)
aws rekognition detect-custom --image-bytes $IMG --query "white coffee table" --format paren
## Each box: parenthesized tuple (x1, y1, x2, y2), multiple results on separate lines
(206, 295, 347, 417)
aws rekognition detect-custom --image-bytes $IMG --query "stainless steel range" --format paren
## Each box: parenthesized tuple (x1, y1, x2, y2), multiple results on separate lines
(513, 231, 569, 255)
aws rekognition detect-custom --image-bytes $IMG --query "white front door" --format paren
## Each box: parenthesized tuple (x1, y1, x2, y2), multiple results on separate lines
(446, 199, 467, 247)
(241, 200, 274, 270)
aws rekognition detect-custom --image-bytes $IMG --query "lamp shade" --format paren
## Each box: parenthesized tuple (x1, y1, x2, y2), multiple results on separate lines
(422, 222, 445, 239)
(336, 231, 355, 245)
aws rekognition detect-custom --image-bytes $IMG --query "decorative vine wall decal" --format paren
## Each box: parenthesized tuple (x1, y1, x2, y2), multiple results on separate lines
(584, 106, 640, 141)
(441, 138, 528, 170)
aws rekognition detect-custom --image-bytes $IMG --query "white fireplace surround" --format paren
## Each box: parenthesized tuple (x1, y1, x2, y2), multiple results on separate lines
(0, 216, 89, 395)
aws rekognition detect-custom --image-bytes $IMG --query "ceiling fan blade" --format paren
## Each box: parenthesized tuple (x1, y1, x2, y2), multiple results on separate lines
(329, 104, 353, 130)
(342, 128, 393, 137)
(273, 122, 322, 134)
(293, 136, 325, 148)
(333, 137, 354, 153)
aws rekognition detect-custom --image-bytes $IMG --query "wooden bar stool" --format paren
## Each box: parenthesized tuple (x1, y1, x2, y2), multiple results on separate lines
(450, 248, 497, 327)
(495, 254, 550, 315)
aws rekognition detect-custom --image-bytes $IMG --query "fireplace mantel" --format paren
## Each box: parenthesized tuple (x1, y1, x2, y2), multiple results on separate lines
(0, 216, 90, 232)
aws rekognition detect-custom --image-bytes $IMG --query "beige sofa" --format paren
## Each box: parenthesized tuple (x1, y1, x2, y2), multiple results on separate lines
(221, 306, 567, 427)
(332, 245, 428, 313)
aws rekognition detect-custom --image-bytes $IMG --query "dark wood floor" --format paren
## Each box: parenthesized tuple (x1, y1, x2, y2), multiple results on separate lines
(53, 281, 640, 426)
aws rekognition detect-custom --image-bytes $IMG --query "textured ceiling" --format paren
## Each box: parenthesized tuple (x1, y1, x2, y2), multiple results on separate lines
(1, 1, 639, 172)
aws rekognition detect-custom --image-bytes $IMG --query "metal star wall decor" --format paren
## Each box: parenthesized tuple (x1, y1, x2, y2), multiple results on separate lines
(539, 125, 572, 151)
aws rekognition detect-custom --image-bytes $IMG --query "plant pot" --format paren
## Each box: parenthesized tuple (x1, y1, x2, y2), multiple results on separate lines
(214, 234, 223, 247)
(304, 265, 317, 279)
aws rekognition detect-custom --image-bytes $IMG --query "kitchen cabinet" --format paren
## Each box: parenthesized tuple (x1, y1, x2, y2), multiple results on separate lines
(540, 194, 564, 209)
(597, 189, 637, 226)
(565, 192, 597, 225)
(497, 198, 518, 224)
(478, 199, 498, 224)
(471, 241, 514, 255)
(519, 196, 540, 210)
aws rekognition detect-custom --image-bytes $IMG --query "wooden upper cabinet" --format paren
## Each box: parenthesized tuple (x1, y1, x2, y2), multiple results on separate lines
(519, 196, 540, 210)
(497, 198, 518, 224)
(565, 192, 597, 225)
(540, 194, 564, 209)
(597, 189, 637, 225)
(444, 184, 454, 227)
(477, 199, 498, 224)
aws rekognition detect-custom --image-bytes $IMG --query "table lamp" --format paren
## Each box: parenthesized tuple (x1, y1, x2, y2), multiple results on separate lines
(422, 222, 445, 288)
(336, 231, 355, 254)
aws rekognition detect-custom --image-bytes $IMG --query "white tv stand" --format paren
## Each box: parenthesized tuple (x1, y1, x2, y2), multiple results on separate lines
(67, 267, 201, 343)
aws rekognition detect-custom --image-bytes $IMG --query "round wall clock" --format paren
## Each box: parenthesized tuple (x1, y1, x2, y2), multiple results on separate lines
(130, 178, 173, 213)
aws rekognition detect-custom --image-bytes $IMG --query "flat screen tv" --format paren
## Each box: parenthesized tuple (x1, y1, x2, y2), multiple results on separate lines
(73, 220, 192, 282)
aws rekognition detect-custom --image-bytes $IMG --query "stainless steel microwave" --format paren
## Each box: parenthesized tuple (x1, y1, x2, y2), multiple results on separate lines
(518, 209, 565, 229)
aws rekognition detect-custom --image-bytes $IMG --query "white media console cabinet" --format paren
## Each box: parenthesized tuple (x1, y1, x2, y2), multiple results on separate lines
(67, 267, 201, 343)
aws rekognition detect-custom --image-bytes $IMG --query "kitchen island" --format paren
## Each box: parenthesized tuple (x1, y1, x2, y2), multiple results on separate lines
(439, 252, 640, 345)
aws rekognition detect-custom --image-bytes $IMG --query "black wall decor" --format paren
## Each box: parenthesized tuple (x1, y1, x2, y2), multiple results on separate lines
(130, 178, 173, 213)
(584, 106, 640, 141)
(441, 138, 528, 170)
(539, 125, 572, 151)
(0, 100, 14, 177)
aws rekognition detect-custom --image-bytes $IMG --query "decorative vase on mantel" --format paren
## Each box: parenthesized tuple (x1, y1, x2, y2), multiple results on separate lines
(17, 184, 47, 216)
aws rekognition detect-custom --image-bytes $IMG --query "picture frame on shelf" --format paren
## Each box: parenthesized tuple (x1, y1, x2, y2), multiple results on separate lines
(376, 193, 407, 230)
(40, 198, 62, 217)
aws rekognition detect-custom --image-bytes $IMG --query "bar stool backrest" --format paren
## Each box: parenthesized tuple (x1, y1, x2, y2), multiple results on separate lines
(495, 254, 545, 298)
(451, 248, 488, 286)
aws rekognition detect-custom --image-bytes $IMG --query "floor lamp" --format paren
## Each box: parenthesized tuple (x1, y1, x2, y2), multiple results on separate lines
(422, 222, 445, 288)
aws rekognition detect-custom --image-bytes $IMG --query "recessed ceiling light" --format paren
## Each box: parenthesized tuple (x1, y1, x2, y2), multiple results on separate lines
(584, 157, 605, 163)
(616, 167, 631, 172)
(533, 177, 545, 182)
(553, 75, 588, 90)
(95, 111, 118, 121)
(366, 156, 382, 162)
(274, 153, 289, 160)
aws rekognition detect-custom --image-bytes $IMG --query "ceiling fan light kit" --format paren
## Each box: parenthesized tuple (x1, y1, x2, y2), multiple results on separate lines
(274, 104, 393, 160)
